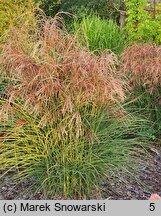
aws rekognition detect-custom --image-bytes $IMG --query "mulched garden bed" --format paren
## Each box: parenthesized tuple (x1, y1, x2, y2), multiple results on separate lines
(102, 145, 161, 200)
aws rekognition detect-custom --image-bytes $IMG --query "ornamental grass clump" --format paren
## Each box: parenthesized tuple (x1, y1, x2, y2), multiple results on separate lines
(122, 43, 161, 92)
(122, 43, 161, 130)
(0, 16, 151, 199)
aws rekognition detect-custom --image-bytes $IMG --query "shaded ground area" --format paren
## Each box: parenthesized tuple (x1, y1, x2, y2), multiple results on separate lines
(0, 146, 161, 200)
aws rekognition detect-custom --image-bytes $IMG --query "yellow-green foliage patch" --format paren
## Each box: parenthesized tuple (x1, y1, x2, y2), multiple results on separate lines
(0, 0, 38, 42)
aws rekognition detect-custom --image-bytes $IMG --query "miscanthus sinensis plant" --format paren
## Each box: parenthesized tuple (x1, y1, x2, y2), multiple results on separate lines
(121, 43, 161, 136)
(0, 15, 152, 199)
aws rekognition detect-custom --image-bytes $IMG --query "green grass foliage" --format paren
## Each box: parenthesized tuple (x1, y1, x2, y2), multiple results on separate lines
(73, 15, 127, 54)
(0, 101, 152, 198)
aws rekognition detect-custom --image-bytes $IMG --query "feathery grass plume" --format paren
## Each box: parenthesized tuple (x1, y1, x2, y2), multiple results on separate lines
(121, 43, 161, 93)
(0, 16, 151, 199)
(1, 15, 125, 123)
(121, 43, 161, 133)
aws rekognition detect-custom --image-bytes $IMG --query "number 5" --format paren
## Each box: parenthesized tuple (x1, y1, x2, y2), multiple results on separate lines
(149, 203, 155, 211)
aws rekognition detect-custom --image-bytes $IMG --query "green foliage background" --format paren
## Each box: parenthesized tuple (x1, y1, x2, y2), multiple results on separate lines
(37, 0, 125, 18)
(125, 0, 161, 44)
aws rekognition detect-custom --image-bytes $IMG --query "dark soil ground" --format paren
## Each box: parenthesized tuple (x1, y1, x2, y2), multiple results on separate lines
(0, 145, 161, 200)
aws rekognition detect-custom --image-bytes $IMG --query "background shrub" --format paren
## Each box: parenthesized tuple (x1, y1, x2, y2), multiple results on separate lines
(35, 0, 61, 17)
(125, 0, 161, 44)
(37, 0, 125, 19)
